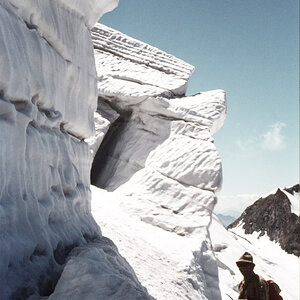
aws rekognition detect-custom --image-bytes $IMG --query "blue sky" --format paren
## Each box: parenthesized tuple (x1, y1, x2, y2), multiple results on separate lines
(99, 0, 298, 212)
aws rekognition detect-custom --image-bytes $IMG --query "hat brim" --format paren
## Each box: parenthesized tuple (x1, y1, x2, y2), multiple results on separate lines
(236, 259, 255, 266)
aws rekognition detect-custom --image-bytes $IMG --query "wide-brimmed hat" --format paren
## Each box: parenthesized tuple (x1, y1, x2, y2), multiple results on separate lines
(236, 252, 255, 266)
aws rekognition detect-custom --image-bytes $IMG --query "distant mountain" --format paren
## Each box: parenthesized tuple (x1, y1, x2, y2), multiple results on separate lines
(216, 213, 236, 227)
(227, 184, 299, 256)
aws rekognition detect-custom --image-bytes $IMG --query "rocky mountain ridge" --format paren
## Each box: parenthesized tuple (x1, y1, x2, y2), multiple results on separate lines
(228, 184, 299, 256)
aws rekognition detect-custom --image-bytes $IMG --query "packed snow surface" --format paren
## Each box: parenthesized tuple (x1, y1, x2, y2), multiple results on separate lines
(92, 188, 299, 300)
(92, 187, 220, 300)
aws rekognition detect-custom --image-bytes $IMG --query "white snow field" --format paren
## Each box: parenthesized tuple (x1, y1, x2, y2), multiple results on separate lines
(282, 188, 299, 216)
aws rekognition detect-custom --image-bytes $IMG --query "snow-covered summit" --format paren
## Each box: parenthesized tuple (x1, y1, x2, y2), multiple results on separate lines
(228, 184, 300, 256)
(283, 184, 299, 215)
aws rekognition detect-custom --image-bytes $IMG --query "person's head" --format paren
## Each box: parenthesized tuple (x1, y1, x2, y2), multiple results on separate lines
(236, 252, 255, 278)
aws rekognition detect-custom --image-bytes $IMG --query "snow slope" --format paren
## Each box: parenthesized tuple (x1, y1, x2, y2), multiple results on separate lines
(92, 187, 219, 300)
(282, 188, 299, 216)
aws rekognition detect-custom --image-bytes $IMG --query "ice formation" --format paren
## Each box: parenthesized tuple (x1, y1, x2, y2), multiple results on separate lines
(0, 1, 152, 299)
(0, 0, 230, 297)
(90, 24, 226, 299)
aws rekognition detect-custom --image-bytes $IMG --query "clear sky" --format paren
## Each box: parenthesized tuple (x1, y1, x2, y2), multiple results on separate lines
(99, 0, 299, 214)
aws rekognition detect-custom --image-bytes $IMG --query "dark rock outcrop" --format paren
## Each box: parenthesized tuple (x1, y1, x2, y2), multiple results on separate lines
(284, 183, 299, 195)
(228, 185, 299, 256)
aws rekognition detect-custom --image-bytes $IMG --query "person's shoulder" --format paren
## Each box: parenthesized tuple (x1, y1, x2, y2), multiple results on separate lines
(252, 274, 267, 285)
(257, 275, 269, 288)
(238, 279, 245, 288)
(257, 275, 267, 283)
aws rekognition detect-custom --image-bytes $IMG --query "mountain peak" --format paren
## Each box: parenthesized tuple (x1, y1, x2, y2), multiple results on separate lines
(228, 186, 299, 256)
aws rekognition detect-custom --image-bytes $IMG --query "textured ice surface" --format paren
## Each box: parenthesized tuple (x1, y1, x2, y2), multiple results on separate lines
(3, 0, 119, 30)
(86, 100, 120, 157)
(0, 1, 151, 299)
(92, 23, 195, 107)
(0, 1, 97, 138)
(90, 24, 227, 299)
(48, 238, 152, 300)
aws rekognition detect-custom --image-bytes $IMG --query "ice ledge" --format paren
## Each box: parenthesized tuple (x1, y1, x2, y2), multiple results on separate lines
(61, 0, 120, 28)
(3, 0, 119, 29)
(92, 23, 194, 98)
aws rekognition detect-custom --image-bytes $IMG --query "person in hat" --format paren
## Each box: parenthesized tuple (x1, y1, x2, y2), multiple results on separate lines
(236, 252, 269, 299)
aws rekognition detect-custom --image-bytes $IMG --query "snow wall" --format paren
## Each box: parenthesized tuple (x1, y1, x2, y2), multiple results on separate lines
(89, 24, 227, 299)
(0, 1, 152, 299)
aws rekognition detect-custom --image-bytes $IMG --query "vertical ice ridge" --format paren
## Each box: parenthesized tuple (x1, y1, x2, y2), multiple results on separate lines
(0, 1, 97, 139)
(0, 0, 154, 299)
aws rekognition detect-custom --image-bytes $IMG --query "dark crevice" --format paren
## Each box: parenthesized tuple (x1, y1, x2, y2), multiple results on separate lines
(38, 241, 79, 297)
(24, 21, 38, 30)
(90, 108, 132, 188)
(38, 267, 61, 297)
(53, 241, 76, 266)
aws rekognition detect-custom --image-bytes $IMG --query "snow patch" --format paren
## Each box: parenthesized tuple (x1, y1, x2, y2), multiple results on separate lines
(282, 189, 299, 215)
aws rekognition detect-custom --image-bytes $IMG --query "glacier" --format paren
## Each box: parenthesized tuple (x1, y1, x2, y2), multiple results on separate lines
(89, 23, 298, 300)
(0, 0, 227, 294)
(0, 0, 296, 299)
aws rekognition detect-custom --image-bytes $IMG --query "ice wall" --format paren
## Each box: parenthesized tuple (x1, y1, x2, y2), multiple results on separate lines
(0, 1, 152, 299)
(91, 24, 227, 299)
